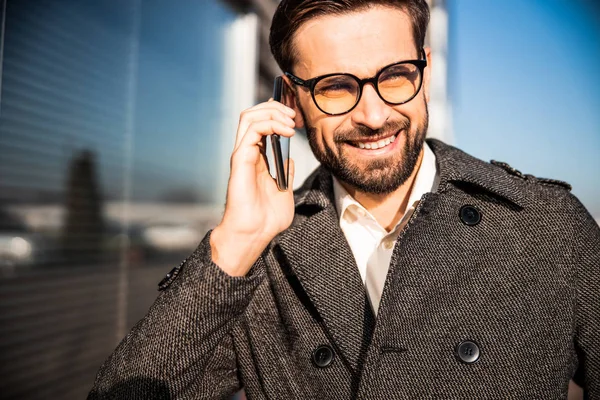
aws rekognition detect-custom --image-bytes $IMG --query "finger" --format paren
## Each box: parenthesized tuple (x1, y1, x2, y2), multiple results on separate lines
(246, 100, 295, 117)
(240, 120, 295, 150)
(239, 107, 295, 133)
(235, 108, 295, 150)
(231, 121, 295, 168)
(234, 120, 296, 157)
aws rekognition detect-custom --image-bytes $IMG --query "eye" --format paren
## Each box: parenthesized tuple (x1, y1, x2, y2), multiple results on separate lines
(380, 64, 418, 83)
(322, 83, 352, 91)
(315, 76, 357, 96)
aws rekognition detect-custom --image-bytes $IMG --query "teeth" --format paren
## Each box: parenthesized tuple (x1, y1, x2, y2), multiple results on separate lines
(355, 134, 396, 150)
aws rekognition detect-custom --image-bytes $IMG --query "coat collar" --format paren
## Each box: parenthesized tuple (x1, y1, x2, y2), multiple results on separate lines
(426, 138, 530, 208)
(294, 139, 530, 211)
(272, 138, 529, 375)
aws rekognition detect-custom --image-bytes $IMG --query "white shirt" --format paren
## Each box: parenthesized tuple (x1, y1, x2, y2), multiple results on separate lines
(332, 142, 439, 316)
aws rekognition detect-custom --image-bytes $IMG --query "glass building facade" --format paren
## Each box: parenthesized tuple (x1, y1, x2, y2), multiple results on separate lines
(0, 1, 271, 398)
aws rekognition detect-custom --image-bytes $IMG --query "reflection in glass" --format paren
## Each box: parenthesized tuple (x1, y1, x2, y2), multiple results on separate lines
(0, 1, 239, 399)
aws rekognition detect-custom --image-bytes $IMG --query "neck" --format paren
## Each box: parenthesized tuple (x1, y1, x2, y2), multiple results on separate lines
(341, 147, 425, 232)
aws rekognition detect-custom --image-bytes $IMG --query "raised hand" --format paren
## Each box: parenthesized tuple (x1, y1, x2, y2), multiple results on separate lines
(210, 100, 296, 276)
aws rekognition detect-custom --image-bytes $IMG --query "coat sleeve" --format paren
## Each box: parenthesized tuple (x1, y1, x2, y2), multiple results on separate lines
(572, 198, 600, 397)
(87, 230, 265, 399)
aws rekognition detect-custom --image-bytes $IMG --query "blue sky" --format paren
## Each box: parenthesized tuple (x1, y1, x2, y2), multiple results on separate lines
(449, 0, 600, 217)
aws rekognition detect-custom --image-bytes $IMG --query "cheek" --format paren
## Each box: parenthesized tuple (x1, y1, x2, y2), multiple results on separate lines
(310, 126, 331, 152)
(304, 110, 345, 150)
(318, 120, 346, 150)
(393, 99, 426, 127)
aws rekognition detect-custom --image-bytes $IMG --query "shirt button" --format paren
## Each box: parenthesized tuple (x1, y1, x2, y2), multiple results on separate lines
(459, 205, 482, 226)
(312, 345, 334, 368)
(456, 340, 480, 363)
(382, 238, 394, 250)
(355, 207, 367, 218)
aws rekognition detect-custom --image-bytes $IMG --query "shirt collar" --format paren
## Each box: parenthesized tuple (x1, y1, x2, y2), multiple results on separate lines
(332, 141, 439, 226)
(293, 139, 530, 213)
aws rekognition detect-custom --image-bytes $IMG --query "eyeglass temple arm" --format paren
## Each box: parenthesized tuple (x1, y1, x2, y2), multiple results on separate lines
(284, 72, 307, 87)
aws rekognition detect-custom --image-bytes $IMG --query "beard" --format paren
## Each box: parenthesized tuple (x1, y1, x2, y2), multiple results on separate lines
(301, 100, 429, 195)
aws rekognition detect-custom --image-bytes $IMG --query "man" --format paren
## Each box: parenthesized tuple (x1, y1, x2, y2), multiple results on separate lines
(89, 0, 599, 398)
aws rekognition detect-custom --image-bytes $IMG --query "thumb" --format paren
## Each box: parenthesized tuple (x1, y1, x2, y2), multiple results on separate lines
(287, 158, 295, 191)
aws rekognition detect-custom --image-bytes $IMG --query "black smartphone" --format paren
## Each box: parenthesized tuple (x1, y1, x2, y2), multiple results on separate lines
(271, 76, 291, 191)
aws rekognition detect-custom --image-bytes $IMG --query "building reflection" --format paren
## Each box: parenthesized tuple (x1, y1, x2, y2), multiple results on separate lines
(62, 150, 105, 265)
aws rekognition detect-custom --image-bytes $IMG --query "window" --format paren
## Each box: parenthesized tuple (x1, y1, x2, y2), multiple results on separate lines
(0, 1, 260, 397)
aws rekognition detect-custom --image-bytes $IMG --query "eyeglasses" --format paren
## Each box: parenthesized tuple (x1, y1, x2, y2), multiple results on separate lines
(285, 52, 427, 116)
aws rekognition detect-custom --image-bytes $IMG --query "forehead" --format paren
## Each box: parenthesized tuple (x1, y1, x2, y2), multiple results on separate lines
(292, 6, 417, 78)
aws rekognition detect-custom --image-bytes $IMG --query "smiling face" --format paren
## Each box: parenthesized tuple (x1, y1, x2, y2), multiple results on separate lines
(288, 6, 431, 194)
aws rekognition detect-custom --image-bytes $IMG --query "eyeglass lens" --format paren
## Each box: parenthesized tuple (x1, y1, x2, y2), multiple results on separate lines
(313, 62, 422, 115)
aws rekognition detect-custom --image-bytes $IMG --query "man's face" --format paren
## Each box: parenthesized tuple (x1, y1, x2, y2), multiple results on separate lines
(289, 6, 431, 194)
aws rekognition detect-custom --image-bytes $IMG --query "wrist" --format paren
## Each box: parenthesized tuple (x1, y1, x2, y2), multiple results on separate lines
(210, 224, 269, 277)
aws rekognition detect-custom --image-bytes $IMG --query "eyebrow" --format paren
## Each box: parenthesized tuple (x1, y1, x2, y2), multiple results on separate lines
(303, 54, 423, 81)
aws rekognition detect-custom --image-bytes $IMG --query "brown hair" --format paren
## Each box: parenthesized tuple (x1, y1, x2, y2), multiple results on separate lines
(269, 0, 430, 73)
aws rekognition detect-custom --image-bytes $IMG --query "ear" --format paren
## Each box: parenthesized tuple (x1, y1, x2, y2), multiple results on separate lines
(282, 75, 305, 129)
(422, 46, 432, 104)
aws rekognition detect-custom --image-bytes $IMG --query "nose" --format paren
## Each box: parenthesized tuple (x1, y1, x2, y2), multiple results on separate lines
(350, 83, 391, 130)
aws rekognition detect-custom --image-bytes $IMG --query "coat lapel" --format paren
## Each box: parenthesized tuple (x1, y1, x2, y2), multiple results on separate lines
(271, 140, 531, 378)
(274, 168, 374, 375)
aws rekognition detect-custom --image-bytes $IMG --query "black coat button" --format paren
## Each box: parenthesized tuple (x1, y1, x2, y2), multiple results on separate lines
(312, 345, 334, 368)
(456, 340, 480, 363)
(459, 205, 481, 226)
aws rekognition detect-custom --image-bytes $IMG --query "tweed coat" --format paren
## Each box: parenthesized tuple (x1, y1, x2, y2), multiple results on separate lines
(89, 139, 599, 399)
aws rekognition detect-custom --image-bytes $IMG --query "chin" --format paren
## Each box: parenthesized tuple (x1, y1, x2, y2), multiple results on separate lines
(336, 135, 424, 194)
